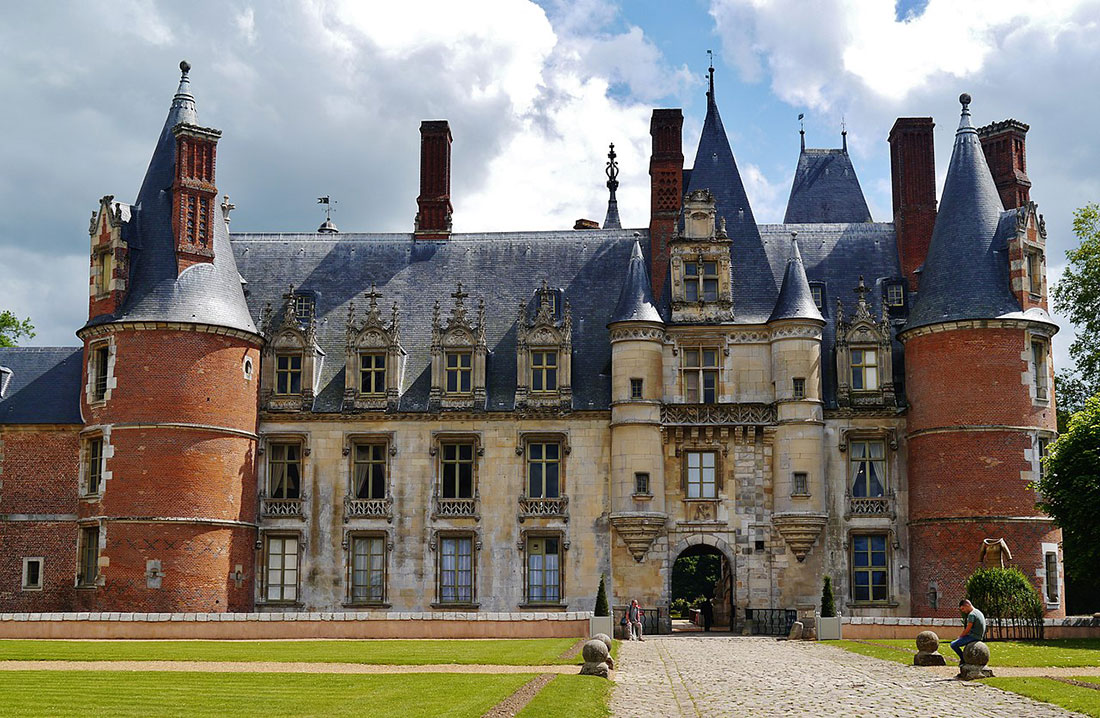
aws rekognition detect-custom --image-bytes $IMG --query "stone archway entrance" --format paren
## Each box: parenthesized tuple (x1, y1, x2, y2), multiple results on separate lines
(669, 535, 735, 632)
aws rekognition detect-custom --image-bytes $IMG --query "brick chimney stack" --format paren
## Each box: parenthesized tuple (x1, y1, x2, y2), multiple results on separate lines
(977, 119, 1031, 210)
(648, 109, 684, 298)
(172, 123, 221, 270)
(888, 117, 937, 291)
(416, 120, 453, 239)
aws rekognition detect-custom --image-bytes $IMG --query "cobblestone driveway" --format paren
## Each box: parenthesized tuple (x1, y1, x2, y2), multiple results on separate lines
(610, 636, 1082, 717)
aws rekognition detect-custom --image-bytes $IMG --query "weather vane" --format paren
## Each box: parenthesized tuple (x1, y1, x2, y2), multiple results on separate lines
(317, 196, 337, 223)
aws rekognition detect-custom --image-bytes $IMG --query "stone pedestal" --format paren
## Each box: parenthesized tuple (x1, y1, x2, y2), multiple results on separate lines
(957, 641, 994, 680)
(913, 630, 947, 666)
(579, 638, 611, 679)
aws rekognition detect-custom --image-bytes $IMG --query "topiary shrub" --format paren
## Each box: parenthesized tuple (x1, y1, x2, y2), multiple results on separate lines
(965, 566, 1045, 639)
(594, 574, 610, 617)
(821, 576, 836, 618)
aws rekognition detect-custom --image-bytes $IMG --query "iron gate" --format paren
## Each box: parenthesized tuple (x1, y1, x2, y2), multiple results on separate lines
(744, 608, 798, 636)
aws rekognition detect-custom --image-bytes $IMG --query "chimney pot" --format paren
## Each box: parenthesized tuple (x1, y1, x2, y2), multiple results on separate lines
(416, 120, 453, 239)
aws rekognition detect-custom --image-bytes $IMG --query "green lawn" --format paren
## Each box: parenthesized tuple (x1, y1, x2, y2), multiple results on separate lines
(0, 671, 532, 718)
(0, 638, 579, 665)
(518, 675, 612, 718)
(824, 639, 1100, 668)
(986, 677, 1100, 718)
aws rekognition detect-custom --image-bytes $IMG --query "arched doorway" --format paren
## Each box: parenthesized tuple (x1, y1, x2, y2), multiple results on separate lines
(670, 538, 734, 632)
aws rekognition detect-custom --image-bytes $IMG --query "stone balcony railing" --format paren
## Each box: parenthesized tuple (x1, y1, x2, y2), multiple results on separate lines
(343, 496, 394, 523)
(433, 496, 480, 521)
(518, 495, 569, 522)
(260, 494, 306, 519)
(660, 402, 777, 426)
(846, 495, 895, 519)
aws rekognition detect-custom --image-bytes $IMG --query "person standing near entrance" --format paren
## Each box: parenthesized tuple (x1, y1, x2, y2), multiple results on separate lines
(950, 599, 986, 662)
(700, 596, 714, 632)
(628, 599, 644, 641)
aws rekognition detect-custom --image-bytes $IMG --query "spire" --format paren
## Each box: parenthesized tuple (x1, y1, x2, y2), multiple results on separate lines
(906, 93, 1023, 332)
(799, 113, 805, 151)
(610, 241, 662, 324)
(171, 60, 197, 127)
(768, 233, 824, 323)
(603, 142, 621, 230)
(707, 49, 715, 100)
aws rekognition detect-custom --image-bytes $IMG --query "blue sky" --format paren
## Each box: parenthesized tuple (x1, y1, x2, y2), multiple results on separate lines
(1, 0, 1097, 371)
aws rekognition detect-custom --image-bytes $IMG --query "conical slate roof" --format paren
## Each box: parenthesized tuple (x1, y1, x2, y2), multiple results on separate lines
(783, 143, 872, 224)
(610, 241, 662, 324)
(84, 61, 257, 335)
(906, 95, 1021, 332)
(769, 236, 824, 323)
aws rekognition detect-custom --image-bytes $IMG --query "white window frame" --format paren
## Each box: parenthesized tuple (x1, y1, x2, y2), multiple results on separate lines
(685, 450, 717, 499)
(263, 534, 300, 604)
(1041, 541, 1060, 607)
(348, 533, 387, 605)
(22, 557, 44, 591)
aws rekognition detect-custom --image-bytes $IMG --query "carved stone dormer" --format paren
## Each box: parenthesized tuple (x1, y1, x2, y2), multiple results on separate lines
(430, 282, 488, 411)
(515, 281, 572, 410)
(669, 189, 733, 324)
(342, 286, 406, 412)
(261, 285, 325, 412)
(836, 277, 895, 408)
(87, 195, 131, 321)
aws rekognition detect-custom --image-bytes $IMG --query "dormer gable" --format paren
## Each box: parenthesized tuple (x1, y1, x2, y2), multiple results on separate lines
(342, 286, 406, 412)
(836, 277, 896, 408)
(669, 189, 734, 324)
(430, 283, 487, 411)
(87, 195, 130, 321)
(515, 281, 573, 410)
(261, 285, 324, 412)
(1007, 201, 1049, 313)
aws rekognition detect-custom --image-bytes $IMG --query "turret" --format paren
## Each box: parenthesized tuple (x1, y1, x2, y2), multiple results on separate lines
(74, 62, 263, 612)
(901, 94, 1061, 617)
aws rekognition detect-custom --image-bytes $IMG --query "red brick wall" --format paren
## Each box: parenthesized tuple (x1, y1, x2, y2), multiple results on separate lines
(0, 522, 78, 611)
(73, 524, 255, 613)
(0, 427, 80, 515)
(905, 326, 1061, 617)
(888, 117, 937, 291)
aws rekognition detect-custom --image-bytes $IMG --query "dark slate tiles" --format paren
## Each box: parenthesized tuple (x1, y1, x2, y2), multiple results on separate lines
(783, 148, 874, 224)
(0, 347, 83, 424)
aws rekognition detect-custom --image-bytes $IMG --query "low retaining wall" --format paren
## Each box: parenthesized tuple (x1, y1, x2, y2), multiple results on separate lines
(841, 616, 1100, 640)
(0, 611, 592, 640)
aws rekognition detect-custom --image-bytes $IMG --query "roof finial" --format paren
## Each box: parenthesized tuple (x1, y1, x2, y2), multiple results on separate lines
(707, 49, 715, 100)
(603, 142, 622, 230)
(841, 115, 848, 152)
(798, 113, 805, 151)
(958, 92, 974, 133)
(317, 195, 339, 233)
(171, 59, 196, 122)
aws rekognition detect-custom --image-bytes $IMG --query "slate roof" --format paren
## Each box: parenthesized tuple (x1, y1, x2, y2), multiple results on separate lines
(758, 223, 904, 407)
(0, 347, 83, 424)
(768, 237, 825, 323)
(231, 229, 648, 412)
(906, 96, 1030, 332)
(684, 76, 776, 323)
(84, 63, 257, 336)
(783, 146, 873, 224)
(611, 241, 663, 323)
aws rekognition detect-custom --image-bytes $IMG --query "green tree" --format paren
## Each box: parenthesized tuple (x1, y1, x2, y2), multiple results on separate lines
(1038, 395, 1100, 582)
(1052, 203, 1100, 400)
(820, 576, 836, 618)
(0, 310, 35, 347)
(671, 553, 721, 604)
(594, 574, 609, 617)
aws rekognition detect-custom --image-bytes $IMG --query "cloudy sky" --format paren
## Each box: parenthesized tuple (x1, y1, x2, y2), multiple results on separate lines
(1, 0, 1097, 370)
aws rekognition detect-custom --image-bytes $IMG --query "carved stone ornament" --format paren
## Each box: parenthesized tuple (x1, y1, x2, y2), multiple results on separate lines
(609, 512, 667, 562)
(429, 282, 489, 411)
(342, 285, 405, 411)
(515, 281, 573, 409)
(835, 276, 895, 409)
(771, 512, 828, 562)
(260, 284, 325, 412)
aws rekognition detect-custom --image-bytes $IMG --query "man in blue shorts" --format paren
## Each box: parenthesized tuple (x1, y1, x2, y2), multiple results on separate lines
(950, 599, 986, 662)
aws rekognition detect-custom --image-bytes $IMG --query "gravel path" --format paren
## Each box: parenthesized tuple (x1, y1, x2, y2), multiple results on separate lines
(610, 636, 1086, 717)
(483, 673, 555, 717)
(0, 660, 582, 675)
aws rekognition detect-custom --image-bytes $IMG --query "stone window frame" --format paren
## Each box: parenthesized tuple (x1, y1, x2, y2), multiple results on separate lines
(1040, 541, 1061, 608)
(516, 431, 570, 500)
(258, 531, 303, 605)
(679, 446, 724, 501)
(515, 283, 573, 410)
(518, 529, 568, 608)
(839, 429, 898, 518)
(21, 557, 44, 591)
(78, 427, 112, 499)
(342, 529, 392, 607)
(430, 285, 488, 411)
(261, 292, 325, 413)
(835, 287, 895, 408)
(258, 432, 311, 506)
(343, 432, 395, 502)
(679, 345, 722, 404)
(76, 523, 101, 588)
(630, 377, 644, 400)
(431, 431, 483, 504)
(1025, 248, 1044, 298)
(342, 291, 406, 412)
(846, 530, 895, 607)
(430, 529, 481, 609)
(85, 337, 116, 406)
(1029, 334, 1051, 403)
(791, 471, 810, 498)
(792, 377, 806, 400)
(633, 472, 652, 498)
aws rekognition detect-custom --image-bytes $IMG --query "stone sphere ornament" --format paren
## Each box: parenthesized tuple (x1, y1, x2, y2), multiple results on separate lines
(582, 639, 609, 664)
(592, 633, 613, 652)
(916, 631, 939, 653)
(963, 641, 990, 667)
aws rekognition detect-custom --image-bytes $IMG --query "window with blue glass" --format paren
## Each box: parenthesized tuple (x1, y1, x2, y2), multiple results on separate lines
(852, 534, 888, 602)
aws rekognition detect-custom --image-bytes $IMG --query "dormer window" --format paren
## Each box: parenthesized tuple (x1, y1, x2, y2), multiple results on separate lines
(515, 282, 572, 410)
(530, 350, 558, 393)
(431, 284, 488, 411)
(684, 261, 719, 301)
(275, 353, 303, 395)
(885, 283, 904, 308)
(445, 351, 473, 395)
(359, 353, 386, 396)
(850, 348, 879, 392)
(95, 251, 113, 296)
(294, 294, 315, 325)
(1026, 251, 1042, 295)
(343, 288, 405, 412)
(810, 283, 825, 310)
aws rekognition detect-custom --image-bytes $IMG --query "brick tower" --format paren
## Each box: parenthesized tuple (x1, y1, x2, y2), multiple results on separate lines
(74, 62, 263, 612)
(901, 94, 1062, 617)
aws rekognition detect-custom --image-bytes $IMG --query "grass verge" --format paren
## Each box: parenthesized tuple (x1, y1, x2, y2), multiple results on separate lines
(824, 639, 1100, 668)
(986, 677, 1100, 717)
(0, 670, 531, 718)
(518, 675, 612, 718)
(0, 638, 578, 665)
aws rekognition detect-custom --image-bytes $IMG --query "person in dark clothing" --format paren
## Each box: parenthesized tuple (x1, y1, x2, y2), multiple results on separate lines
(700, 596, 714, 632)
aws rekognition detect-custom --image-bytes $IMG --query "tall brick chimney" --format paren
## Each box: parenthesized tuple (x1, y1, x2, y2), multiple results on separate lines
(977, 119, 1030, 210)
(172, 123, 221, 270)
(649, 109, 683, 298)
(416, 120, 453, 239)
(888, 117, 937, 291)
